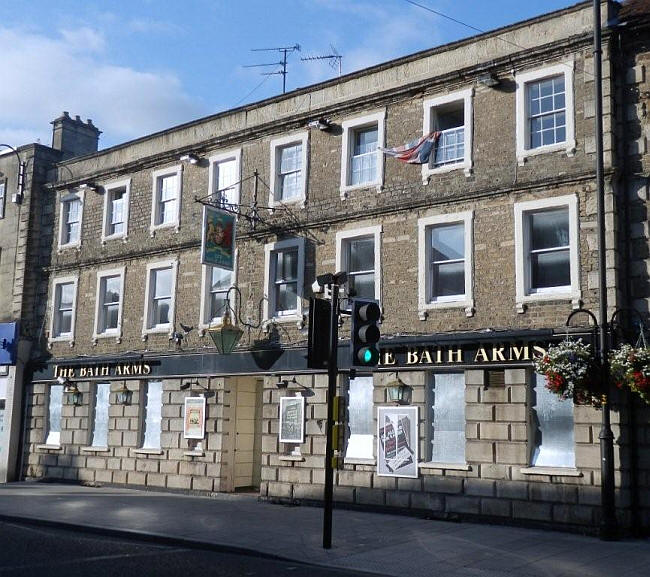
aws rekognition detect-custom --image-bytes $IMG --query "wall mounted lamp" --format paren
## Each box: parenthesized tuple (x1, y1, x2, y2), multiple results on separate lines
(307, 118, 333, 131)
(385, 373, 412, 405)
(275, 376, 314, 397)
(116, 381, 133, 406)
(180, 153, 201, 165)
(477, 72, 499, 87)
(64, 381, 83, 406)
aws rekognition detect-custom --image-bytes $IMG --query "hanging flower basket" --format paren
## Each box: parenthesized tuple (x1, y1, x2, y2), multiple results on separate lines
(534, 339, 601, 406)
(609, 344, 650, 405)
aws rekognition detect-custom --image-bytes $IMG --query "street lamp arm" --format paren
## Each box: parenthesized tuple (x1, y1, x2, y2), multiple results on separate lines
(566, 307, 599, 329)
(0, 143, 26, 198)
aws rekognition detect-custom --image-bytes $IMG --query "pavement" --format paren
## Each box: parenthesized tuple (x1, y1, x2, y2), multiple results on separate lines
(0, 482, 648, 577)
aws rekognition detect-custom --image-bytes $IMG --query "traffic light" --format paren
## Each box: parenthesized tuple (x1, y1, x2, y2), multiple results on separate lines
(350, 298, 381, 368)
(307, 297, 331, 369)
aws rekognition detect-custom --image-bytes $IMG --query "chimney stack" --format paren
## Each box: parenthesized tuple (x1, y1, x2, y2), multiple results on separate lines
(51, 111, 102, 158)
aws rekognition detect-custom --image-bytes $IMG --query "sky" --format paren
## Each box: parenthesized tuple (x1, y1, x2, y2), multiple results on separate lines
(0, 1, 580, 150)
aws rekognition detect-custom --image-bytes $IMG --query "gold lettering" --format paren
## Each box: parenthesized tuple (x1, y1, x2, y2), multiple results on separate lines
(122, 366, 131, 375)
(419, 349, 433, 364)
(68, 368, 75, 378)
(492, 346, 506, 362)
(509, 346, 530, 361)
(381, 351, 396, 366)
(116, 365, 122, 375)
(532, 345, 546, 359)
(100, 366, 110, 376)
(474, 347, 489, 362)
(435, 349, 442, 363)
(132, 364, 142, 375)
(142, 363, 151, 375)
(448, 348, 462, 363)
(406, 348, 419, 365)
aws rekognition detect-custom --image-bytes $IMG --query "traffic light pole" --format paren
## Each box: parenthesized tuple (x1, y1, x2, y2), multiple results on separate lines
(323, 282, 339, 549)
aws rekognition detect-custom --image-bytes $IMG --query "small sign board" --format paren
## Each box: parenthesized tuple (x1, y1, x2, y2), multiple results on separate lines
(279, 396, 305, 444)
(377, 406, 418, 478)
(0, 322, 18, 366)
(201, 205, 236, 270)
(183, 396, 206, 439)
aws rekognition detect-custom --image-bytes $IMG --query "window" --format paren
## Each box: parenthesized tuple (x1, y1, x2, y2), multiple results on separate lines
(93, 268, 125, 340)
(50, 277, 78, 342)
(263, 238, 305, 320)
(90, 382, 110, 448)
(102, 179, 130, 241)
(0, 179, 5, 219)
(530, 373, 575, 468)
(427, 373, 465, 464)
(336, 226, 381, 301)
(150, 165, 182, 232)
(58, 190, 84, 248)
(417, 212, 474, 318)
(143, 260, 177, 334)
(141, 381, 162, 450)
(422, 88, 473, 177)
(345, 376, 374, 461)
(270, 133, 308, 205)
(514, 195, 579, 310)
(45, 384, 64, 446)
(200, 262, 236, 327)
(209, 150, 241, 209)
(516, 62, 575, 162)
(340, 110, 385, 196)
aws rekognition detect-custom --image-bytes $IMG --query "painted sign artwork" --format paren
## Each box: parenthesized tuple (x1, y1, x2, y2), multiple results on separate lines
(279, 396, 305, 444)
(183, 396, 206, 439)
(377, 406, 418, 478)
(201, 205, 236, 270)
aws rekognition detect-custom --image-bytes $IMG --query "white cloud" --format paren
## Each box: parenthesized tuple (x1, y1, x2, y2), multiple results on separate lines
(0, 26, 208, 149)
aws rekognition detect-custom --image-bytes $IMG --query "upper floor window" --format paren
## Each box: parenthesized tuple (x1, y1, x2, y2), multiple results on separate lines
(270, 132, 308, 205)
(209, 150, 241, 209)
(514, 195, 579, 311)
(93, 268, 125, 340)
(150, 165, 182, 233)
(264, 238, 305, 321)
(50, 276, 78, 342)
(417, 212, 474, 318)
(143, 260, 177, 335)
(0, 180, 6, 219)
(102, 179, 130, 242)
(336, 226, 381, 301)
(200, 263, 236, 328)
(422, 88, 473, 177)
(340, 110, 385, 196)
(58, 190, 84, 248)
(516, 62, 575, 163)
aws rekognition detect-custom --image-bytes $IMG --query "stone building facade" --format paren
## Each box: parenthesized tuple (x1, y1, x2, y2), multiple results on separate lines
(14, 0, 650, 535)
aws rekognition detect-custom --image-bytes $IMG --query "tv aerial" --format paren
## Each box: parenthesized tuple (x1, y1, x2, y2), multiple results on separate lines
(244, 44, 301, 94)
(301, 44, 343, 77)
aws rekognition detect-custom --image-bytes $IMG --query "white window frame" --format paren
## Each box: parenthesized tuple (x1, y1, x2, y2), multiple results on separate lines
(263, 238, 305, 322)
(418, 211, 474, 319)
(335, 225, 382, 302)
(57, 189, 85, 249)
(514, 195, 580, 311)
(49, 275, 79, 345)
(150, 165, 183, 234)
(101, 178, 130, 243)
(208, 149, 241, 209)
(269, 131, 309, 207)
(93, 267, 126, 342)
(340, 110, 385, 197)
(199, 251, 238, 331)
(142, 259, 178, 336)
(515, 61, 575, 164)
(422, 88, 474, 180)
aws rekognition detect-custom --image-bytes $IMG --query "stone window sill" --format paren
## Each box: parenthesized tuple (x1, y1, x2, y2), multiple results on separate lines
(519, 466, 582, 477)
(184, 450, 205, 457)
(80, 446, 110, 453)
(344, 458, 376, 466)
(132, 448, 164, 455)
(36, 444, 63, 451)
(279, 455, 304, 462)
(419, 462, 472, 472)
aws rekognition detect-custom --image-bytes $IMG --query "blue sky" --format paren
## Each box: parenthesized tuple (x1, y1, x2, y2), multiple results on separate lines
(0, 1, 579, 149)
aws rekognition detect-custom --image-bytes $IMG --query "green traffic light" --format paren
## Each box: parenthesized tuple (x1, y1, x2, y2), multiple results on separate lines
(362, 349, 373, 363)
(358, 346, 379, 366)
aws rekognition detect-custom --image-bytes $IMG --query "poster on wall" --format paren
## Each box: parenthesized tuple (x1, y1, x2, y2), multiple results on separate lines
(279, 396, 305, 444)
(377, 406, 418, 478)
(183, 396, 206, 439)
(201, 205, 236, 270)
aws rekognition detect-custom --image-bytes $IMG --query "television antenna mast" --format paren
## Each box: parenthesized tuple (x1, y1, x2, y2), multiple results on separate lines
(244, 44, 301, 94)
(301, 45, 343, 77)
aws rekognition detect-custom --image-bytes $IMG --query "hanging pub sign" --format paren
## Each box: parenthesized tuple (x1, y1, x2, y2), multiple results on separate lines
(201, 205, 236, 270)
(377, 406, 418, 478)
(183, 396, 206, 439)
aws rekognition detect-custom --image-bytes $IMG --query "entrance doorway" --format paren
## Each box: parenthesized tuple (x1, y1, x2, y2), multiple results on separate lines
(231, 377, 263, 491)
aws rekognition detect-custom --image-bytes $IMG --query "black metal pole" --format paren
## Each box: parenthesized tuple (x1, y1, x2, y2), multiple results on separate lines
(323, 283, 339, 549)
(593, 0, 617, 540)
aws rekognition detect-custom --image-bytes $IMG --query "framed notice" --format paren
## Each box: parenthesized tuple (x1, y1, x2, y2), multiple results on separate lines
(183, 396, 206, 439)
(279, 396, 305, 444)
(201, 205, 236, 270)
(377, 406, 418, 478)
